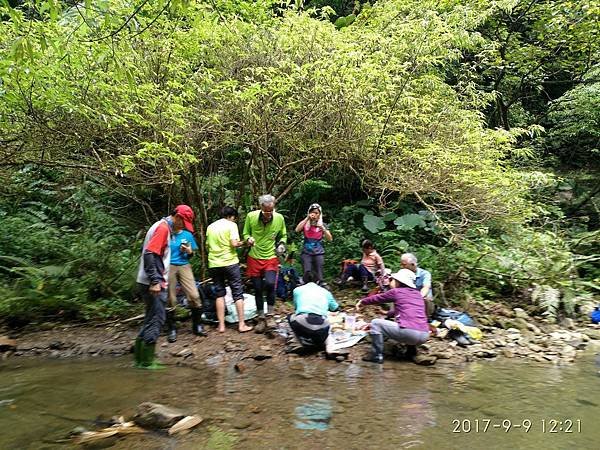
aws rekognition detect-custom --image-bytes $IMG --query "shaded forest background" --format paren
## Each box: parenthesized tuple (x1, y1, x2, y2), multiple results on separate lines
(0, 0, 598, 326)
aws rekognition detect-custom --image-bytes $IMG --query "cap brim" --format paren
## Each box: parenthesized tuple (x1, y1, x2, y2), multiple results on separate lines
(183, 219, 194, 232)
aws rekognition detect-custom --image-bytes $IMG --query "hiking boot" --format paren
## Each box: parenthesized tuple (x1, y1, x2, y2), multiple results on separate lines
(190, 308, 207, 337)
(138, 341, 165, 370)
(254, 317, 267, 334)
(405, 345, 417, 360)
(265, 316, 277, 331)
(267, 304, 275, 316)
(362, 334, 384, 364)
(166, 310, 177, 343)
(334, 273, 350, 287)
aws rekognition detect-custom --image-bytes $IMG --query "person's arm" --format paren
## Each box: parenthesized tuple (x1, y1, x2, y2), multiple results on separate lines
(143, 224, 169, 292)
(420, 270, 432, 298)
(242, 214, 254, 245)
(295, 217, 309, 233)
(356, 289, 396, 309)
(279, 215, 288, 244)
(229, 223, 244, 248)
(375, 252, 385, 273)
(322, 225, 332, 241)
(143, 251, 165, 290)
(189, 234, 199, 252)
(326, 290, 339, 312)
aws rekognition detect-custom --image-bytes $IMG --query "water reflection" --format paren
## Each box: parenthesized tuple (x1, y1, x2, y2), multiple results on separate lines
(1, 354, 600, 449)
(294, 397, 332, 431)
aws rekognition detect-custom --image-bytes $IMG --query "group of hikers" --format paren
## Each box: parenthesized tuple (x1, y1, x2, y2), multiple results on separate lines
(133, 195, 433, 369)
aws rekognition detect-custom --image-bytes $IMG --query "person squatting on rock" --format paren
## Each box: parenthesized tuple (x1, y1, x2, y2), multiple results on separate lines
(295, 203, 332, 286)
(166, 206, 207, 342)
(206, 206, 253, 334)
(134, 205, 196, 369)
(242, 194, 287, 318)
(338, 239, 385, 293)
(400, 252, 434, 318)
(288, 271, 339, 352)
(356, 268, 430, 364)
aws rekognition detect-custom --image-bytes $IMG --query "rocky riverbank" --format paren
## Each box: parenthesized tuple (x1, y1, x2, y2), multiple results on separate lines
(1, 299, 599, 367)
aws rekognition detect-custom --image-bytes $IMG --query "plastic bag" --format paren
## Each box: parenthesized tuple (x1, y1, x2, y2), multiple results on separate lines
(223, 287, 258, 323)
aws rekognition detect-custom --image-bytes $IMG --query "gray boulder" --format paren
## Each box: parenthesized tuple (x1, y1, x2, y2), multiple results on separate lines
(134, 403, 186, 429)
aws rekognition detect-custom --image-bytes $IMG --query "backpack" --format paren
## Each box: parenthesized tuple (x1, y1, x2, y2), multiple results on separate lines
(198, 281, 219, 322)
(591, 307, 600, 324)
(276, 266, 300, 300)
(432, 308, 476, 327)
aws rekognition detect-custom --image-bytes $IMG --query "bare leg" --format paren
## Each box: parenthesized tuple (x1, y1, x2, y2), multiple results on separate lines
(235, 300, 253, 332)
(216, 297, 226, 333)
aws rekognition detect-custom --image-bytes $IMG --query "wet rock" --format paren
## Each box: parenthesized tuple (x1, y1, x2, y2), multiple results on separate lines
(413, 354, 437, 365)
(224, 341, 246, 353)
(501, 349, 515, 358)
(248, 405, 261, 414)
(526, 322, 541, 334)
(528, 344, 544, 353)
(582, 329, 600, 340)
(560, 345, 577, 359)
(475, 350, 497, 358)
(560, 318, 576, 330)
(543, 354, 558, 362)
(511, 318, 531, 332)
(513, 308, 529, 320)
(134, 402, 186, 429)
(234, 362, 247, 373)
(233, 418, 253, 429)
(176, 348, 193, 358)
(431, 350, 454, 359)
(0, 336, 17, 352)
(48, 341, 64, 350)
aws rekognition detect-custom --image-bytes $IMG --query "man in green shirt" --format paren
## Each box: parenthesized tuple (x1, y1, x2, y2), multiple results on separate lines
(243, 194, 287, 317)
(206, 206, 253, 333)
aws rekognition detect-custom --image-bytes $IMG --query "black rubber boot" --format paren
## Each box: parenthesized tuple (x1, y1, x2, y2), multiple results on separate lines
(405, 345, 417, 360)
(190, 308, 207, 336)
(362, 334, 384, 364)
(166, 310, 177, 343)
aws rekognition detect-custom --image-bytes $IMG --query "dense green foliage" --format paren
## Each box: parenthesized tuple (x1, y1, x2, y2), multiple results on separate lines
(0, 0, 598, 325)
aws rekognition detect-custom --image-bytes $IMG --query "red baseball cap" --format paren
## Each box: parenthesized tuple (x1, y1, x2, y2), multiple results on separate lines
(174, 204, 195, 232)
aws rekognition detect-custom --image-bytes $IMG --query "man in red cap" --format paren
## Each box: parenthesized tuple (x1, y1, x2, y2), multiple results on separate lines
(133, 205, 196, 369)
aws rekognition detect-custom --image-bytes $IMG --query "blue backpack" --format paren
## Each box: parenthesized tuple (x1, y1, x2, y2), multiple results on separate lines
(276, 266, 300, 300)
(432, 308, 476, 327)
(591, 307, 600, 324)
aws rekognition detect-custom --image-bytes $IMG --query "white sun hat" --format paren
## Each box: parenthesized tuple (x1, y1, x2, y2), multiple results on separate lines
(390, 268, 416, 289)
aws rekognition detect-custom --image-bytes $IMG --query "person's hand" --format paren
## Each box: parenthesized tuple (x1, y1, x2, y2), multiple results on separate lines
(355, 300, 363, 312)
(276, 242, 286, 256)
(246, 237, 255, 247)
(149, 283, 161, 295)
(180, 243, 192, 255)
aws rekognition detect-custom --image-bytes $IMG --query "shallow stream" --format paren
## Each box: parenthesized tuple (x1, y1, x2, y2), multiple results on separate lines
(1, 352, 599, 449)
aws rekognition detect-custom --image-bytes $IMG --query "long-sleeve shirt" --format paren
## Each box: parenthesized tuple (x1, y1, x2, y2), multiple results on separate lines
(293, 282, 339, 317)
(243, 210, 287, 260)
(361, 287, 429, 332)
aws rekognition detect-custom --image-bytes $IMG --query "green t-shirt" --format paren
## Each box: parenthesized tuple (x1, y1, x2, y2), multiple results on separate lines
(206, 218, 240, 268)
(242, 210, 287, 260)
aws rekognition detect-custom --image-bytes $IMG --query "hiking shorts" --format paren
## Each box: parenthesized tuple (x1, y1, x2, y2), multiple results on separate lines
(246, 256, 279, 277)
(209, 263, 244, 301)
